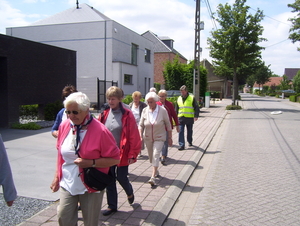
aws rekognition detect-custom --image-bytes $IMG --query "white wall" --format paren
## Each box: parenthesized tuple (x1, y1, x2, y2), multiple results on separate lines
(6, 20, 154, 103)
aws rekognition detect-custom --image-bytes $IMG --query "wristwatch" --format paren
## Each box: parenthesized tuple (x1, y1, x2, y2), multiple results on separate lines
(92, 159, 96, 167)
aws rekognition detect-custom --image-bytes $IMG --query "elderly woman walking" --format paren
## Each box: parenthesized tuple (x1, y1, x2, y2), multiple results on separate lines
(139, 92, 172, 186)
(157, 89, 179, 164)
(98, 86, 141, 216)
(50, 92, 120, 226)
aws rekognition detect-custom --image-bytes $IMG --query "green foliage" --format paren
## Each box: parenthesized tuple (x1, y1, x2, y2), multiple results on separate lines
(166, 97, 178, 107)
(292, 70, 300, 93)
(226, 105, 242, 110)
(154, 83, 161, 92)
(11, 122, 42, 130)
(207, 0, 266, 103)
(122, 95, 133, 104)
(20, 104, 38, 121)
(44, 101, 64, 121)
(288, 0, 300, 51)
(163, 55, 193, 91)
(289, 95, 297, 102)
(279, 75, 292, 90)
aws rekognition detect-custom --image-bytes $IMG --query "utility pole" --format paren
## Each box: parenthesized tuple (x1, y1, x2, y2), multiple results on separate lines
(193, 0, 204, 102)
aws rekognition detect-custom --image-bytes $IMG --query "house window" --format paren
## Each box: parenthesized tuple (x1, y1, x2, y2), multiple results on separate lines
(124, 74, 133, 85)
(131, 43, 138, 65)
(145, 49, 151, 63)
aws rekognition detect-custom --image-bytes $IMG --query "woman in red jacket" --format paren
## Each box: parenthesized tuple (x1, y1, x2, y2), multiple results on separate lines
(98, 86, 141, 216)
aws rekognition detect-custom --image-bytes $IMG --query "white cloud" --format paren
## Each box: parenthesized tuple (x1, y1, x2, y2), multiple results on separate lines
(0, 0, 30, 34)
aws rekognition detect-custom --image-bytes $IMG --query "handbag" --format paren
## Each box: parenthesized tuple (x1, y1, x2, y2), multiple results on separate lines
(83, 167, 114, 191)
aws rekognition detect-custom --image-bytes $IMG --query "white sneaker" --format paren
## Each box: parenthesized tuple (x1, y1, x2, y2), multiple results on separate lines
(148, 177, 155, 186)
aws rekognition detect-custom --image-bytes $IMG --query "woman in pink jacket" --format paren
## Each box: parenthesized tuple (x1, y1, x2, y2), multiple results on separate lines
(50, 92, 120, 226)
(98, 86, 141, 216)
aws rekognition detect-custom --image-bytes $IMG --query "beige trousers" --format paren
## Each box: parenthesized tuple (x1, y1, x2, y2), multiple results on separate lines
(144, 140, 164, 167)
(57, 187, 104, 226)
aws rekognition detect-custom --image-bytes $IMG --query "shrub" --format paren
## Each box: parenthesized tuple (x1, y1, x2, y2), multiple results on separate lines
(289, 95, 297, 102)
(20, 104, 38, 121)
(226, 105, 242, 110)
(122, 95, 133, 105)
(11, 122, 42, 130)
(44, 101, 63, 121)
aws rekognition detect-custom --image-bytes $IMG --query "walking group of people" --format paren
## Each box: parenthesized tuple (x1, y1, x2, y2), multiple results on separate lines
(0, 84, 198, 225)
(47, 84, 199, 225)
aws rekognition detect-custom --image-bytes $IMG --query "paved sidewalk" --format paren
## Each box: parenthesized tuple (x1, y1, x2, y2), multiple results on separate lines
(14, 98, 231, 226)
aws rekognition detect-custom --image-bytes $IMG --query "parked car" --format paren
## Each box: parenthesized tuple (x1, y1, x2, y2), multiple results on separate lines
(280, 90, 296, 97)
(166, 90, 181, 97)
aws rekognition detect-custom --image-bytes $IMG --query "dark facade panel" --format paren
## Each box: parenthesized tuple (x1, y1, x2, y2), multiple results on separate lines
(0, 34, 76, 127)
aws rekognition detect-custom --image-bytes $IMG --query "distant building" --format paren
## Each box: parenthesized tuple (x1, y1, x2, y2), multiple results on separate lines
(284, 68, 300, 81)
(6, 3, 154, 106)
(142, 31, 187, 88)
(252, 77, 283, 93)
(202, 59, 232, 98)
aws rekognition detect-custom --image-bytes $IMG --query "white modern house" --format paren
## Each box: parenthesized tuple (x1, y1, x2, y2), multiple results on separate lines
(6, 3, 154, 106)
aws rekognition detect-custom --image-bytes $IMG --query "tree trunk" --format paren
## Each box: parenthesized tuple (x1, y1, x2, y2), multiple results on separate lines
(232, 70, 238, 105)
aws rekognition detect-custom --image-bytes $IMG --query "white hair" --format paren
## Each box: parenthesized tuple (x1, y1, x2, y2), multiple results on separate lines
(64, 92, 90, 111)
(149, 87, 157, 93)
(145, 92, 159, 102)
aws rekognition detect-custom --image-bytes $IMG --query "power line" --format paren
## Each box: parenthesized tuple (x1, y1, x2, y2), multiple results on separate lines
(204, 0, 218, 30)
(249, 7, 291, 26)
(263, 39, 290, 48)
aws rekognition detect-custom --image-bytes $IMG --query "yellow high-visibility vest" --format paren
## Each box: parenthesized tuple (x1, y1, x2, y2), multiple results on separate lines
(177, 95, 194, 118)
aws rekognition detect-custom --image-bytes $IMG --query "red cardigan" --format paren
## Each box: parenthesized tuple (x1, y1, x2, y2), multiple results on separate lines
(98, 104, 141, 166)
(157, 100, 179, 129)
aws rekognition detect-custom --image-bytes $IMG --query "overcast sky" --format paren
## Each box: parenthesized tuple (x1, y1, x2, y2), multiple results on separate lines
(0, 0, 299, 76)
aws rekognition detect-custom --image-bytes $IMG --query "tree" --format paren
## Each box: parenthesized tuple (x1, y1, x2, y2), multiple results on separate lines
(163, 56, 208, 97)
(207, 0, 266, 104)
(288, 0, 300, 51)
(279, 75, 292, 90)
(254, 63, 272, 90)
(292, 70, 300, 92)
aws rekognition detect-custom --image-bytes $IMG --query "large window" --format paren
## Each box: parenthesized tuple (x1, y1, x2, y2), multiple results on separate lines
(131, 43, 138, 65)
(124, 74, 133, 85)
(145, 48, 151, 63)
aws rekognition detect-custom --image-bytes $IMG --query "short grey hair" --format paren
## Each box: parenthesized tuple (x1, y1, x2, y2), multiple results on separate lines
(149, 87, 157, 93)
(64, 92, 90, 111)
(180, 85, 187, 91)
(145, 92, 159, 102)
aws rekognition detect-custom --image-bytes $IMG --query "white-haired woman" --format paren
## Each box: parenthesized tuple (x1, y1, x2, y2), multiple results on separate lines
(50, 92, 120, 226)
(139, 92, 172, 186)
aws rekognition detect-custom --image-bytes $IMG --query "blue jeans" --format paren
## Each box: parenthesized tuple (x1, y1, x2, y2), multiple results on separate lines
(106, 165, 133, 210)
(178, 123, 193, 147)
(161, 131, 168, 157)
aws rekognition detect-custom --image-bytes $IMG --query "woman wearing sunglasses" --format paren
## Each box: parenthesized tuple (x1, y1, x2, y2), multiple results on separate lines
(50, 92, 120, 226)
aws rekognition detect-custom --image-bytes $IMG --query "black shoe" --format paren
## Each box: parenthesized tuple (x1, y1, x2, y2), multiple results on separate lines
(102, 208, 117, 216)
(178, 146, 185, 150)
(188, 143, 193, 147)
(161, 159, 166, 165)
(128, 194, 134, 205)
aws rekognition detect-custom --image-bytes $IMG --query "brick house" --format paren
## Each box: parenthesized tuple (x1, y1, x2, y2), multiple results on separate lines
(142, 31, 187, 88)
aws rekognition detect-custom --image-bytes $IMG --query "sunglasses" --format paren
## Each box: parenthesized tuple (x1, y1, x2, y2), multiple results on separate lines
(65, 110, 81, 115)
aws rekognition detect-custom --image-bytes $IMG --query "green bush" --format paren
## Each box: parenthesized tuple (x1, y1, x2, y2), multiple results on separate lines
(20, 104, 38, 121)
(44, 101, 63, 121)
(122, 95, 133, 105)
(289, 95, 297, 102)
(11, 122, 42, 130)
(226, 105, 242, 110)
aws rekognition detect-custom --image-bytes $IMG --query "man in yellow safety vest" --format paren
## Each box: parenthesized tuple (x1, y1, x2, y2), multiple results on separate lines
(176, 85, 199, 150)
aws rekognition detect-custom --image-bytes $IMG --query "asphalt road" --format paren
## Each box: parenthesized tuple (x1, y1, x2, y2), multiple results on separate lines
(165, 94, 300, 225)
